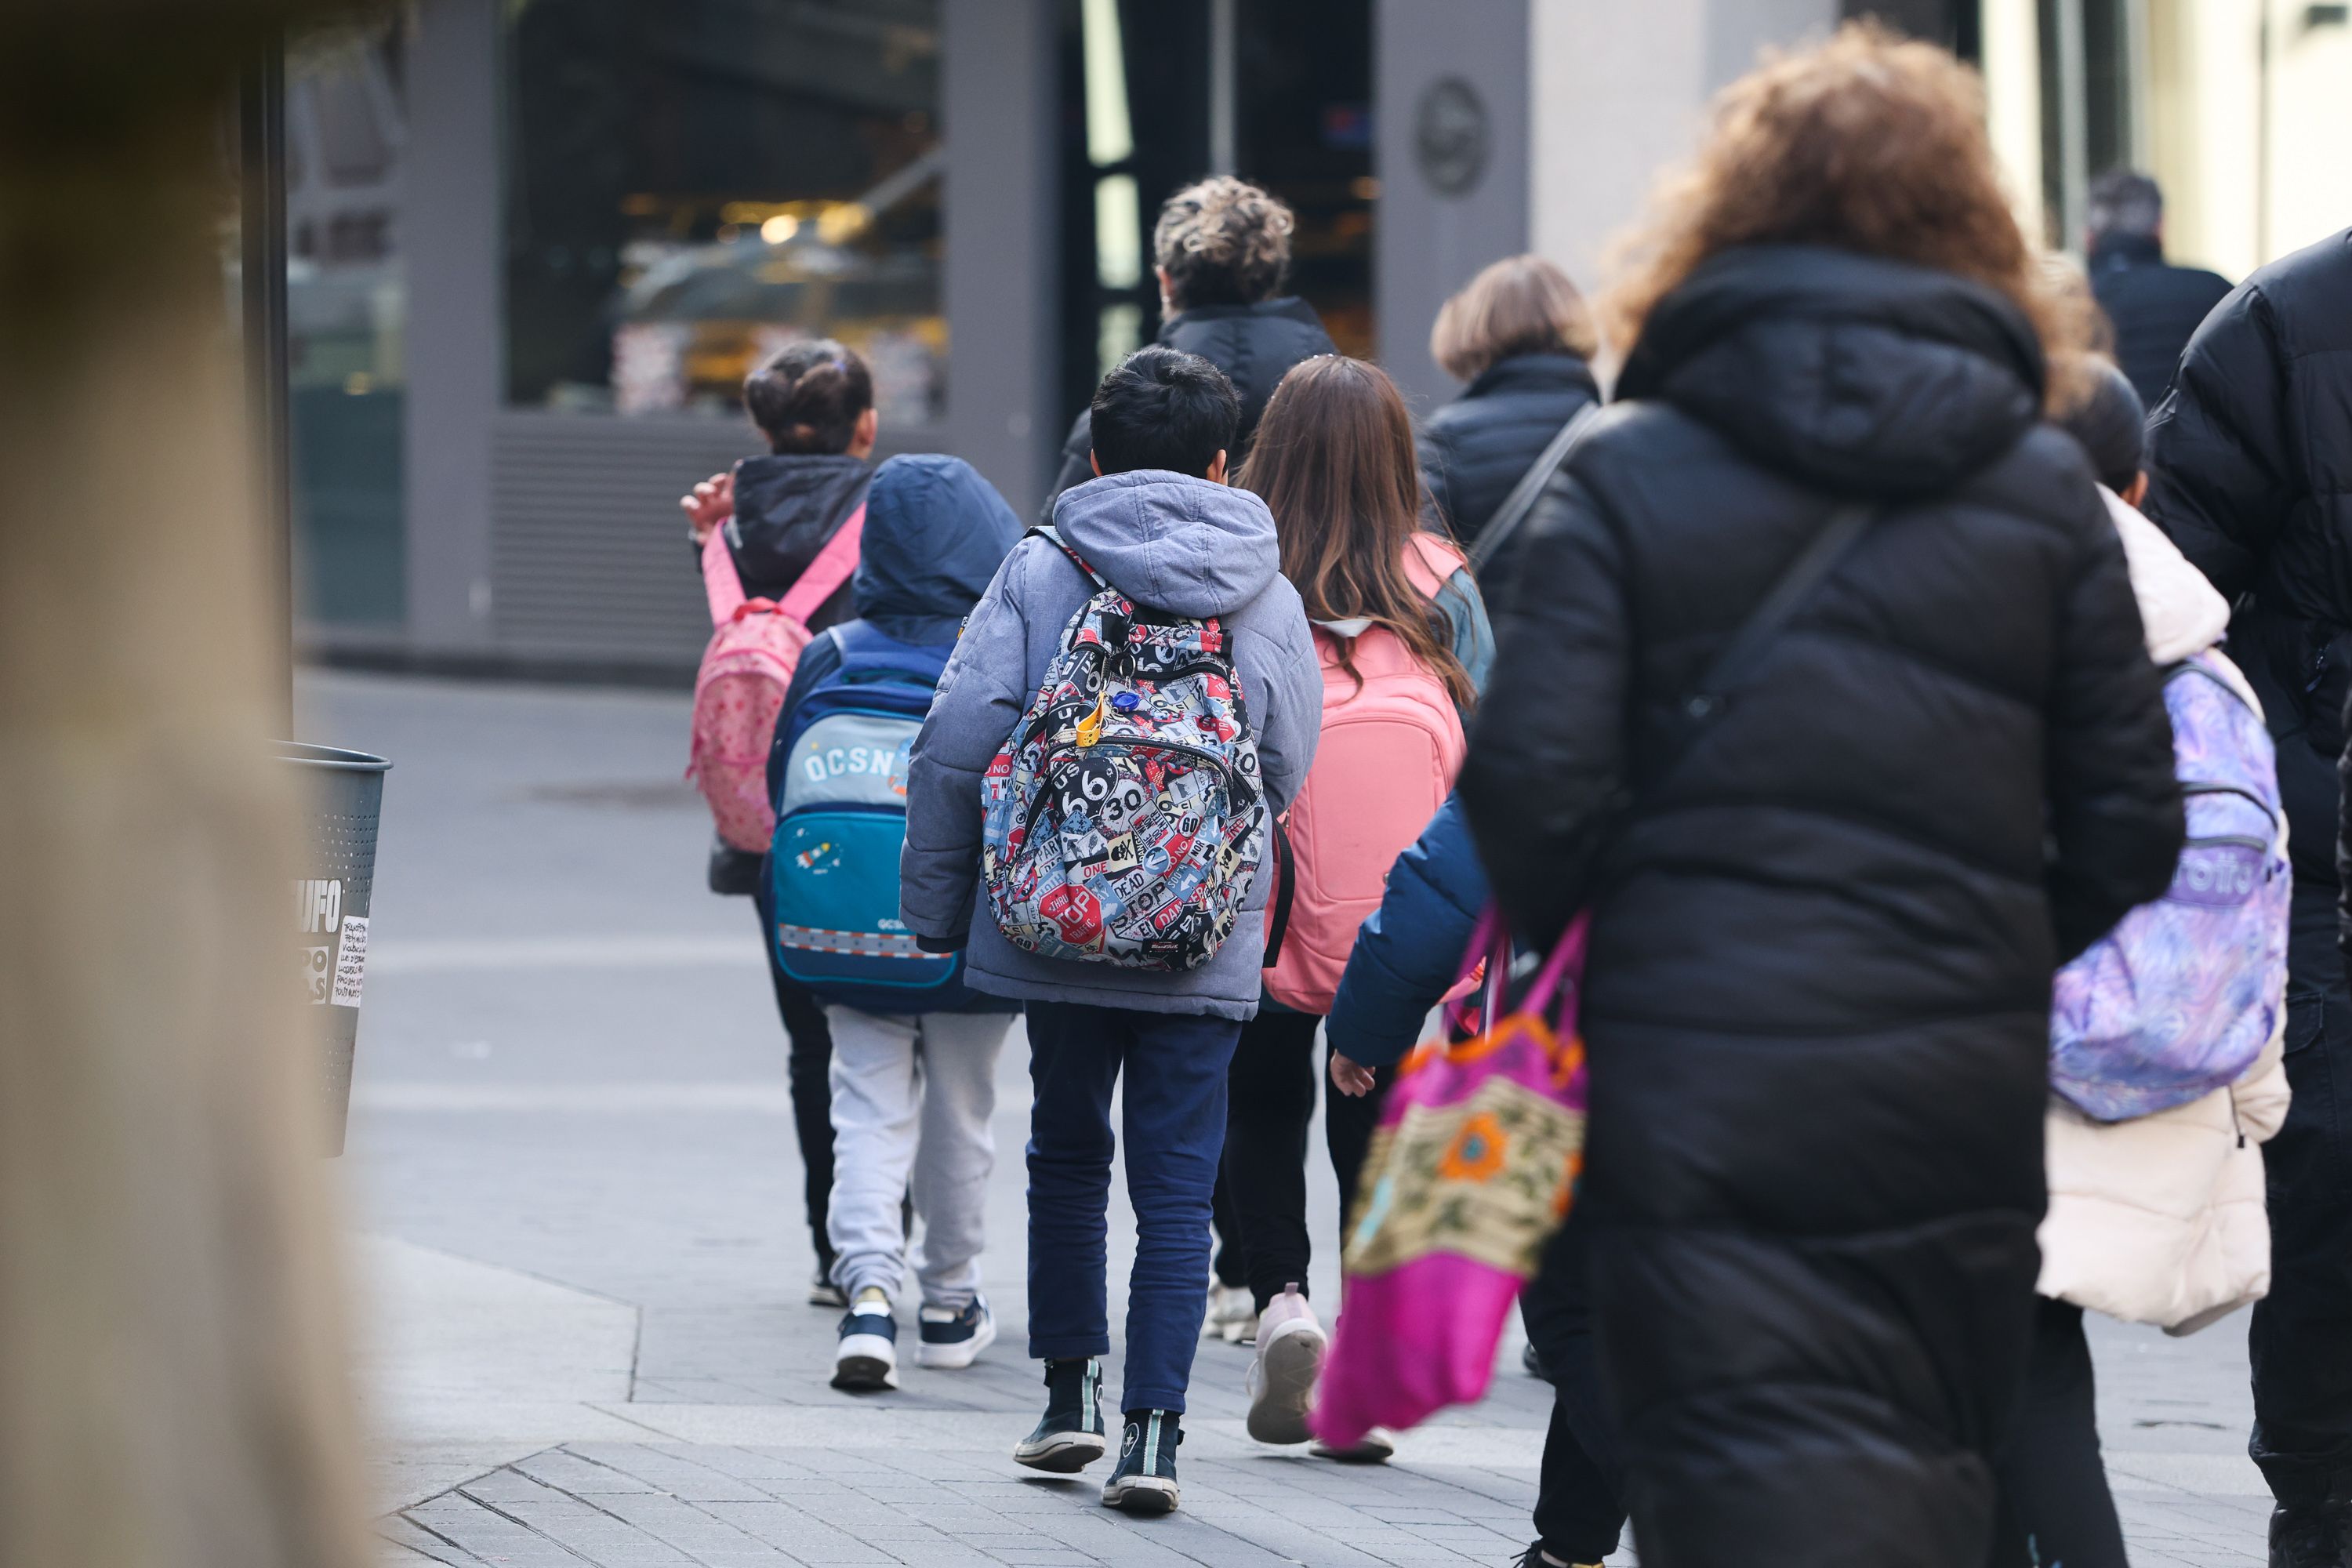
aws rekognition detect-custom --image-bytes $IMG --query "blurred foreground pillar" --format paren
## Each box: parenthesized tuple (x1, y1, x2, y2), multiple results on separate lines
(0, 8, 369, 1568)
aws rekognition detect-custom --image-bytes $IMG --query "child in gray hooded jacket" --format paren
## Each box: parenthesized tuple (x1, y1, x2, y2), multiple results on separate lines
(900, 346, 1320, 1515)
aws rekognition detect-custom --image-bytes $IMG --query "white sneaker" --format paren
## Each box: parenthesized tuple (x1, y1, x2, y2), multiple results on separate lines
(1243, 1283, 1326, 1444)
(831, 1287, 898, 1392)
(914, 1296, 997, 1370)
(1311, 1425, 1397, 1464)
(1206, 1283, 1254, 1344)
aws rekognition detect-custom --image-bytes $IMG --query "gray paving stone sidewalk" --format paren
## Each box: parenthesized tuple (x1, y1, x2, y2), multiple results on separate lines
(310, 672, 2278, 1568)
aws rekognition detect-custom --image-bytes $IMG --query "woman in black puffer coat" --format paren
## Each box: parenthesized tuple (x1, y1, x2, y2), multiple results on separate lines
(1457, 29, 2184, 1568)
(1417, 254, 1601, 565)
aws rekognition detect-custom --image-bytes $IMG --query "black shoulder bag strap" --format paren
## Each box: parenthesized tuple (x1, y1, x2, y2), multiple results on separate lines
(1467, 403, 1606, 576)
(1653, 499, 1880, 778)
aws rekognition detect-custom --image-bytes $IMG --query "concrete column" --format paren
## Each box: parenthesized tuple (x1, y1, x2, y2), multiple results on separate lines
(401, 0, 501, 653)
(1528, 0, 1837, 344)
(1373, 0, 1532, 415)
(943, 0, 1059, 521)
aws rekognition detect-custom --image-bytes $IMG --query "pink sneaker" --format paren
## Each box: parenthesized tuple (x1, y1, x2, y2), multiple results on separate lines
(1243, 1283, 1326, 1444)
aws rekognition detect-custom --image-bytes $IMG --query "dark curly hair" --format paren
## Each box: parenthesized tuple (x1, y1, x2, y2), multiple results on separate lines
(742, 339, 873, 455)
(1152, 176, 1294, 310)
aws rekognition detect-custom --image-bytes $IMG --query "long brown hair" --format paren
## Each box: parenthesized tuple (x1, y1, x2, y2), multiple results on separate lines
(1240, 356, 1475, 710)
(1600, 20, 2093, 410)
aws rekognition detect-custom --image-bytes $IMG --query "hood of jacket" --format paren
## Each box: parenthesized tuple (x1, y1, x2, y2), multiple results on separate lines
(2103, 485, 2231, 665)
(1048, 470, 1280, 619)
(1159, 296, 1336, 441)
(728, 451, 870, 597)
(855, 454, 1023, 644)
(1615, 245, 2046, 498)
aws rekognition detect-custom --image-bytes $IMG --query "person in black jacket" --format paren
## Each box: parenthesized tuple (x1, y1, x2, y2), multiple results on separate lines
(2085, 169, 2232, 409)
(1417, 254, 1602, 564)
(1456, 28, 2184, 1567)
(678, 340, 878, 1310)
(1038, 176, 1334, 519)
(2140, 224, 2352, 1566)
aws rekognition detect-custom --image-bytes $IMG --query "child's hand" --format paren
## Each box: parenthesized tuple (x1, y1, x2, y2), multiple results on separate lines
(681, 470, 735, 543)
(1330, 1052, 1377, 1098)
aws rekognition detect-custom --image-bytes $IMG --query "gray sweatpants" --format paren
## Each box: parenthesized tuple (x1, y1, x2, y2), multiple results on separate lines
(823, 1005, 1010, 1307)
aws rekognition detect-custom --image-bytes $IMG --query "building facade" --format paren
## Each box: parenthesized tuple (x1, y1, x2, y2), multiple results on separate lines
(288, 0, 2349, 679)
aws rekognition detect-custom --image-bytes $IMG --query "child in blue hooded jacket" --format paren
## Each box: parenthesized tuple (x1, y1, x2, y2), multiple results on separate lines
(764, 453, 1024, 1396)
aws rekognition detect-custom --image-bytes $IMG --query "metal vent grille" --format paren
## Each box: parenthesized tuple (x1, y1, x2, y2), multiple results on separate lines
(490, 412, 755, 670)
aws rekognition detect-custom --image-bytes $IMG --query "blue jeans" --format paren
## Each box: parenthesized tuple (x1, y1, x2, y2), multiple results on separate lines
(1023, 1000, 1241, 1415)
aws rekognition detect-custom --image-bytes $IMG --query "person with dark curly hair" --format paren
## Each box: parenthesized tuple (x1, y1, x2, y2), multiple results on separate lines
(1039, 176, 1336, 518)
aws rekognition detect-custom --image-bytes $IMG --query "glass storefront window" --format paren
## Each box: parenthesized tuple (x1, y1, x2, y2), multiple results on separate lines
(288, 20, 407, 628)
(503, 0, 945, 426)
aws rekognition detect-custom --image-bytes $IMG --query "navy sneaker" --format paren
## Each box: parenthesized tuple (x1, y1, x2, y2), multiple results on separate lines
(831, 1288, 898, 1392)
(1102, 1410, 1181, 1515)
(1013, 1357, 1106, 1472)
(916, 1296, 997, 1370)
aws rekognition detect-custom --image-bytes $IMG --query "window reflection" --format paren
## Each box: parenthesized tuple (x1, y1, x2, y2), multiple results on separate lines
(504, 0, 945, 425)
(289, 20, 405, 627)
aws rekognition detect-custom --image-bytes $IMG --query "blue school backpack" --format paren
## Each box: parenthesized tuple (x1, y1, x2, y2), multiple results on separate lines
(768, 623, 972, 1011)
(2049, 651, 2291, 1121)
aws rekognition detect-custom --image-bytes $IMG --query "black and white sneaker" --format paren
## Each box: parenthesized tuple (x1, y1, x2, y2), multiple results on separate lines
(916, 1296, 996, 1369)
(808, 1269, 848, 1310)
(1102, 1410, 1181, 1515)
(831, 1289, 898, 1392)
(1013, 1357, 1106, 1472)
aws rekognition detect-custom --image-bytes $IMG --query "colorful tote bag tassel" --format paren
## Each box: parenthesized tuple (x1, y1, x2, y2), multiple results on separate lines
(1308, 909, 1590, 1451)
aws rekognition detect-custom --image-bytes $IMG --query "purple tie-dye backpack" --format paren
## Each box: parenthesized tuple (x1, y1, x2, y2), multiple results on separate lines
(2050, 651, 2290, 1122)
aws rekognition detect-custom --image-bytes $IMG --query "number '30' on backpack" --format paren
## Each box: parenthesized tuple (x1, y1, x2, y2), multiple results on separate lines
(2050, 649, 2291, 1121)
(767, 622, 977, 1011)
(688, 508, 864, 854)
(1262, 533, 1469, 1014)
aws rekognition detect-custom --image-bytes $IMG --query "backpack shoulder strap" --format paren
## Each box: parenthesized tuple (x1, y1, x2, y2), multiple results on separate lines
(778, 503, 866, 626)
(1028, 524, 1109, 590)
(1468, 402, 1605, 575)
(701, 524, 748, 626)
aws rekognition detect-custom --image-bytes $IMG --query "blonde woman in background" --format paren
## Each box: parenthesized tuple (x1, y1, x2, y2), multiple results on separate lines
(1417, 255, 1602, 574)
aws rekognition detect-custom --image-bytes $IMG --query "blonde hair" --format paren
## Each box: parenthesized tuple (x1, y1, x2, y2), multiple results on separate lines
(1430, 255, 1598, 382)
(1153, 176, 1295, 309)
(1600, 21, 2092, 409)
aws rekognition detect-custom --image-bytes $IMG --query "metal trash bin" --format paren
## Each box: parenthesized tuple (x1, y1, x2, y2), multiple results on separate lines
(280, 741, 390, 1156)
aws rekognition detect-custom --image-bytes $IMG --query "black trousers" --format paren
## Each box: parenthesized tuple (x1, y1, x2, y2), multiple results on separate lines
(2252, 885, 2352, 1505)
(1987, 1298, 2126, 1568)
(1219, 1007, 1388, 1311)
(754, 894, 837, 1272)
(1521, 1214, 1627, 1565)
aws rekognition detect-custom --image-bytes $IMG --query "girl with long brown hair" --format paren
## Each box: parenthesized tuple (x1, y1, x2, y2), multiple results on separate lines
(1215, 354, 1490, 1457)
(1457, 24, 2180, 1566)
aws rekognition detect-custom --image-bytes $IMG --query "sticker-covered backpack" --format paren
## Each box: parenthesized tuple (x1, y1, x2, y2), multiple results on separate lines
(2050, 649, 2291, 1121)
(981, 527, 1266, 970)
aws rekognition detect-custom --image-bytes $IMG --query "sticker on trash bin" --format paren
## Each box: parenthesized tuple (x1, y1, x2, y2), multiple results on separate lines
(331, 916, 369, 1008)
(301, 946, 332, 1004)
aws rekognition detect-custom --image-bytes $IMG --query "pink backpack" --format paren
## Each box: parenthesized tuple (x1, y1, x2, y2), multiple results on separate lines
(688, 506, 865, 852)
(1263, 535, 1468, 1013)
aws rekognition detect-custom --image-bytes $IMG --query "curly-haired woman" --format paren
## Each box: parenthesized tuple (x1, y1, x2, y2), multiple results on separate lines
(1041, 176, 1336, 517)
(1456, 26, 2185, 1566)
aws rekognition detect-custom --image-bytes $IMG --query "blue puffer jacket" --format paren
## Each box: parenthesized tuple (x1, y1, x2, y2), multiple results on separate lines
(1323, 795, 1487, 1069)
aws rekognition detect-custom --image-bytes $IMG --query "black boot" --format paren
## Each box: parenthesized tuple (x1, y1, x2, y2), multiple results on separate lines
(2272, 1498, 2352, 1568)
(1013, 1357, 1105, 1473)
